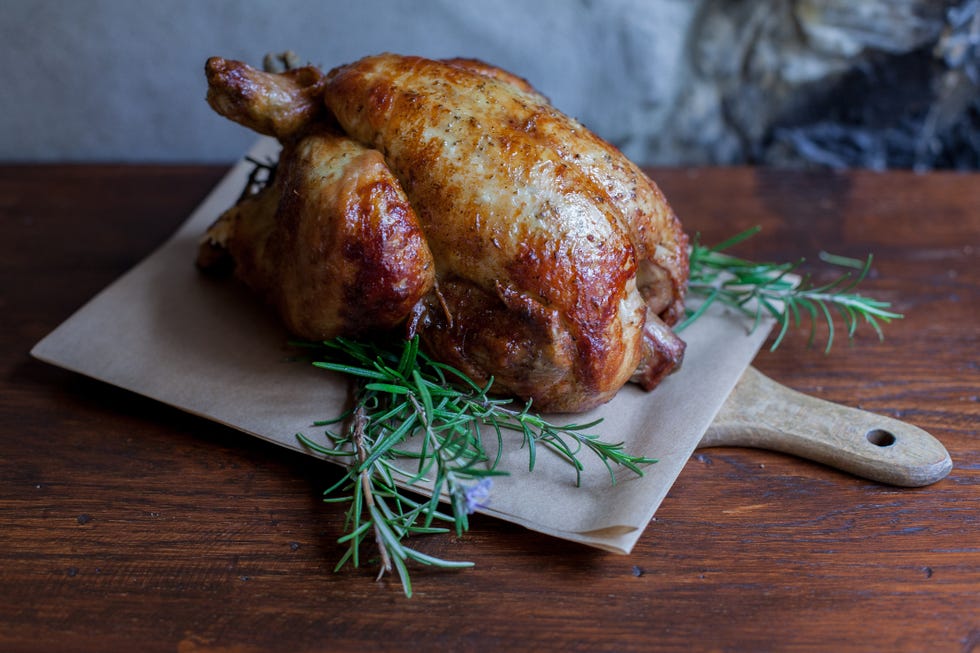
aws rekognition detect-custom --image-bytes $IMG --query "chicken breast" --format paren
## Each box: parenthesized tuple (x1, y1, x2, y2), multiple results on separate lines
(324, 54, 687, 410)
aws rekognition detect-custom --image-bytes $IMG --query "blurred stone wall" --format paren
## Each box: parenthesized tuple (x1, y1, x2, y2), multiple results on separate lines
(1, 0, 976, 169)
(666, 0, 980, 170)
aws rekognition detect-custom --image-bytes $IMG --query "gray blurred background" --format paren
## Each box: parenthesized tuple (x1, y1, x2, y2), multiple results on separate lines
(2, 0, 977, 168)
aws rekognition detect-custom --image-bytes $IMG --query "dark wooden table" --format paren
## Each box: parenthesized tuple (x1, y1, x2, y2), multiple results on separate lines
(2, 164, 977, 652)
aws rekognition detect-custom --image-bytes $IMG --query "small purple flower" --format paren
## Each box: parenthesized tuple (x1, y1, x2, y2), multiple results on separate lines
(463, 478, 493, 514)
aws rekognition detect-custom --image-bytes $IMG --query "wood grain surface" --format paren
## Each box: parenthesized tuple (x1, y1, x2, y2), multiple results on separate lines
(1, 164, 977, 653)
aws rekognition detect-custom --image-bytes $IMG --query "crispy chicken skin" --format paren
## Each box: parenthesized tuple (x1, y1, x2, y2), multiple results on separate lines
(200, 54, 687, 412)
(440, 57, 549, 103)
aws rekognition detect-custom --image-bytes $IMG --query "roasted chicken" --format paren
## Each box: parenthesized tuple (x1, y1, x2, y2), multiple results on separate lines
(199, 54, 688, 412)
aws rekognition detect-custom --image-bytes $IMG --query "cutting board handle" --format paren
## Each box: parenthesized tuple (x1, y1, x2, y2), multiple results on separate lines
(700, 367, 952, 487)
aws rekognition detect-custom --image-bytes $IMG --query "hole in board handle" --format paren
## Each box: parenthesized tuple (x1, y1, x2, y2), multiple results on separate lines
(866, 429, 897, 447)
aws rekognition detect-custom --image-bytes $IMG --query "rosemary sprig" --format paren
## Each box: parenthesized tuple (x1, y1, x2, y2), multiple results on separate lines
(236, 155, 277, 203)
(295, 336, 655, 596)
(679, 226, 903, 352)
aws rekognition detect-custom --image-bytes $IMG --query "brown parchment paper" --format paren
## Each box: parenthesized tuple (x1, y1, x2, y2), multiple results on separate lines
(31, 139, 774, 554)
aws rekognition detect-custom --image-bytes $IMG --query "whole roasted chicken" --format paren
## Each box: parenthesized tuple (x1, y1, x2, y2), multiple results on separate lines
(199, 53, 688, 412)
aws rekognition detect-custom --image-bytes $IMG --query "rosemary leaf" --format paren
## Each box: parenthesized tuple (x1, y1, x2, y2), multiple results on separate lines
(680, 227, 903, 351)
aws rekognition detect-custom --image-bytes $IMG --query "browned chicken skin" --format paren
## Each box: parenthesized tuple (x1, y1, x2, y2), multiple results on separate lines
(205, 56, 327, 140)
(199, 54, 687, 412)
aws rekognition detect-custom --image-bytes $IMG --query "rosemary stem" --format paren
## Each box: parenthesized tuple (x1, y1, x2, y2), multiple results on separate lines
(350, 403, 392, 580)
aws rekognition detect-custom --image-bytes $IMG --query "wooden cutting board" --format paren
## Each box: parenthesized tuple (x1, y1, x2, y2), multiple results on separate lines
(705, 366, 951, 487)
